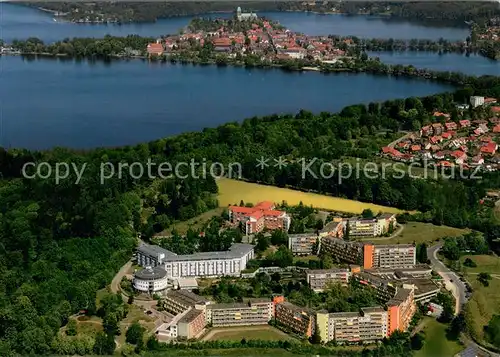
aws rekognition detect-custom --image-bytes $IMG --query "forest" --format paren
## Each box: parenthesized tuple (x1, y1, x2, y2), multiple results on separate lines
(23, 2, 500, 24)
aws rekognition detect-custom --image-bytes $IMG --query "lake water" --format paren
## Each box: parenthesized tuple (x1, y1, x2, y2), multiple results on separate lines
(1, 3, 469, 43)
(0, 56, 454, 150)
(368, 52, 500, 77)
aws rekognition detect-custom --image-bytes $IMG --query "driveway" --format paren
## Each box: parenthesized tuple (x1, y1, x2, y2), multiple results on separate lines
(427, 243, 467, 314)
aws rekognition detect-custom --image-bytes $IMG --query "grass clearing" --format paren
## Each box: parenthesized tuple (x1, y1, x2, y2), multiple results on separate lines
(358, 222, 468, 245)
(203, 326, 294, 342)
(460, 254, 500, 274)
(414, 317, 463, 357)
(159, 207, 224, 236)
(217, 178, 403, 214)
(293, 255, 320, 263)
(464, 255, 500, 347)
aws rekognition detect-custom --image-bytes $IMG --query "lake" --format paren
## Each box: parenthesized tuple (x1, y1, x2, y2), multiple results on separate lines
(0, 56, 454, 150)
(1, 3, 470, 43)
(368, 52, 500, 77)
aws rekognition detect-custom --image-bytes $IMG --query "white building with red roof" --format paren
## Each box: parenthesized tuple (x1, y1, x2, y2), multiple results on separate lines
(228, 201, 291, 235)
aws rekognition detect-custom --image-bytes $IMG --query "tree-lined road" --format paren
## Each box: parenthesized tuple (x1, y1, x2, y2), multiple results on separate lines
(427, 243, 467, 313)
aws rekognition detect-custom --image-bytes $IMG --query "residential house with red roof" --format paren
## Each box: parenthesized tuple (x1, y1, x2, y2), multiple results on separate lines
(492, 106, 500, 115)
(411, 145, 421, 152)
(445, 122, 458, 131)
(459, 120, 471, 128)
(493, 124, 500, 133)
(420, 125, 432, 137)
(451, 150, 467, 165)
(481, 142, 498, 156)
(147, 43, 164, 56)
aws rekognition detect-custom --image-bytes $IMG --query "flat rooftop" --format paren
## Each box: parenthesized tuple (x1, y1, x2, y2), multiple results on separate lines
(134, 266, 167, 280)
(165, 289, 209, 306)
(178, 308, 204, 324)
(138, 243, 254, 262)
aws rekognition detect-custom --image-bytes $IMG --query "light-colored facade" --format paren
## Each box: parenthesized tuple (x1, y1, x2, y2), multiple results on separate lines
(275, 302, 315, 338)
(306, 269, 351, 292)
(321, 238, 416, 270)
(470, 96, 485, 108)
(347, 218, 382, 237)
(137, 243, 255, 278)
(347, 214, 396, 237)
(228, 201, 291, 235)
(373, 244, 416, 269)
(162, 290, 210, 315)
(133, 266, 170, 293)
(177, 309, 206, 339)
(317, 307, 388, 344)
(206, 299, 273, 327)
(387, 288, 417, 335)
(236, 6, 258, 21)
(288, 233, 318, 256)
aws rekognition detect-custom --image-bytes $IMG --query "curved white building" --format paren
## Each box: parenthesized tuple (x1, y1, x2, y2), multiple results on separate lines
(133, 266, 169, 293)
(136, 243, 255, 278)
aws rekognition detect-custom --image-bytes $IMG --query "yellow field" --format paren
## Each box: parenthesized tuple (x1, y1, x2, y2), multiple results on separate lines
(217, 179, 403, 214)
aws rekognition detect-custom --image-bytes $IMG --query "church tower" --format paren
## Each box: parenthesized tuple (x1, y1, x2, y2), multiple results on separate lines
(236, 6, 242, 20)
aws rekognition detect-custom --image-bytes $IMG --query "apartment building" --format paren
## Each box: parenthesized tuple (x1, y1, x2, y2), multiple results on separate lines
(347, 218, 382, 237)
(136, 243, 176, 267)
(346, 214, 396, 237)
(206, 299, 274, 327)
(177, 308, 206, 339)
(372, 244, 416, 269)
(137, 243, 255, 278)
(306, 268, 351, 292)
(275, 301, 316, 338)
(354, 271, 398, 302)
(321, 237, 365, 266)
(387, 288, 417, 335)
(228, 201, 291, 235)
(317, 307, 388, 344)
(288, 233, 318, 256)
(321, 238, 416, 270)
(162, 290, 210, 315)
(319, 220, 344, 239)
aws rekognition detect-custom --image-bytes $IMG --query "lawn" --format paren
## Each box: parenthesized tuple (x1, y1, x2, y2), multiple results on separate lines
(414, 318, 463, 357)
(460, 254, 500, 274)
(293, 255, 320, 263)
(143, 348, 299, 357)
(464, 262, 500, 347)
(204, 326, 294, 342)
(358, 222, 468, 245)
(217, 178, 403, 214)
(158, 207, 224, 236)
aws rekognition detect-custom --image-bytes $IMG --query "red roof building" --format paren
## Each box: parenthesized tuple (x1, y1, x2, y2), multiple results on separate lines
(445, 122, 458, 131)
(228, 202, 291, 235)
(147, 43, 164, 56)
(481, 142, 498, 155)
(493, 124, 500, 133)
(459, 120, 471, 128)
(411, 145, 421, 152)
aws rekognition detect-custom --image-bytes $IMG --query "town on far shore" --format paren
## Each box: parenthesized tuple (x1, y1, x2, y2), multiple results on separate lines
(146, 7, 349, 65)
(120, 199, 460, 347)
(381, 95, 500, 170)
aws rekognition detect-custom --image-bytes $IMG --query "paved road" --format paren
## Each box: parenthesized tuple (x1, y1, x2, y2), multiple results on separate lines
(427, 243, 468, 314)
(111, 260, 132, 295)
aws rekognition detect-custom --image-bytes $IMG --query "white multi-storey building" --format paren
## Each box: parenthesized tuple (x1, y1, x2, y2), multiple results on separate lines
(136, 243, 255, 278)
(133, 266, 170, 293)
